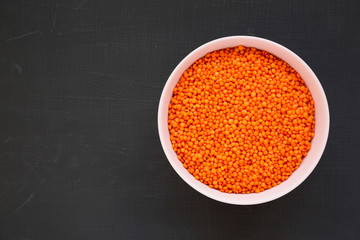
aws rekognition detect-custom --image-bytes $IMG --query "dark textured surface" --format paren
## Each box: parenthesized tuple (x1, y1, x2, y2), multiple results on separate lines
(0, 0, 359, 239)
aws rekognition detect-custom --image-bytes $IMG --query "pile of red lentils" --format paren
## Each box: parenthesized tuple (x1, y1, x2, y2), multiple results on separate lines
(168, 45, 315, 194)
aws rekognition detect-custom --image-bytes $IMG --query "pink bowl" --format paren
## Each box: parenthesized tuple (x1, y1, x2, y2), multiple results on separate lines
(158, 36, 330, 205)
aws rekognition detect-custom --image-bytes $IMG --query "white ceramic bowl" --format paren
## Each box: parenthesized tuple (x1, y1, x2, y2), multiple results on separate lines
(158, 36, 329, 205)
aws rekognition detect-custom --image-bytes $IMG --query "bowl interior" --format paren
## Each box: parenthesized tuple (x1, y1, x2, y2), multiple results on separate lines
(158, 36, 329, 205)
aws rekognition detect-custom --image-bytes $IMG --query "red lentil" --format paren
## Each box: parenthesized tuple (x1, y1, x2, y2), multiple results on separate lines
(168, 46, 315, 194)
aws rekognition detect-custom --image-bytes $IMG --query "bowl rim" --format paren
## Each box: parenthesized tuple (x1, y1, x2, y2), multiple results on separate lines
(158, 36, 330, 205)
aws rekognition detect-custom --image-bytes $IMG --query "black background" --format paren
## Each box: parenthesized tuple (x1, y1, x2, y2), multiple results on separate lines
(0, 0, 359, 239)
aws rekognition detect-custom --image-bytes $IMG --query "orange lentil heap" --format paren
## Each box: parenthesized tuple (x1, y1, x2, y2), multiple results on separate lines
(168, 46, 315, 194)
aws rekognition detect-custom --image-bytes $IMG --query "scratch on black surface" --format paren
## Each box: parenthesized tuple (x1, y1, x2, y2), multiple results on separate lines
(13, 193, 34, 215)
(52, 4, 58, 28)
(75, 0, 89, 9)
(11, 62, 23, 74)
(2, 31, 40, 44)
(3, 137, 12, 143)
